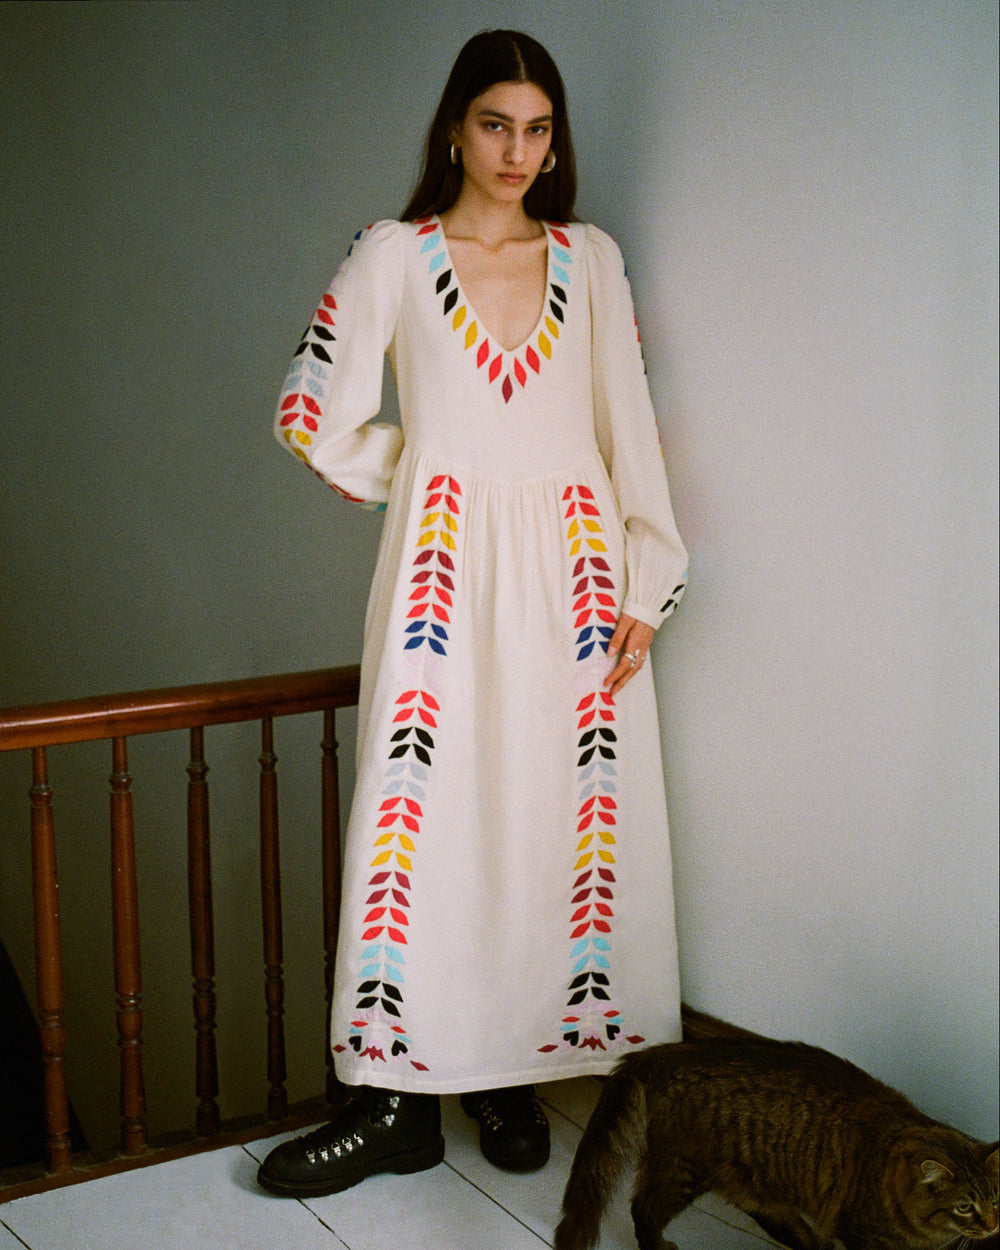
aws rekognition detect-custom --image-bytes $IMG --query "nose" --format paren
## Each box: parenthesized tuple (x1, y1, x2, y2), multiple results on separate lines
(505, 130, 526, 164)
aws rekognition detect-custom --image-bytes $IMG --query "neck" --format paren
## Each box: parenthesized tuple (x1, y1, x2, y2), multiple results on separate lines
(440, 186, 540, 247)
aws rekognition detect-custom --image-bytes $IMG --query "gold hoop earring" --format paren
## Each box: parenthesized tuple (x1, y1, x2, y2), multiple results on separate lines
(450, 143, 459, 165)
(541, 150, 556, 174)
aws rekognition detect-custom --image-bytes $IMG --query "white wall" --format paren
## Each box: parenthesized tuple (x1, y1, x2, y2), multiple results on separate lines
(635, 1, 998, 1139)
(1, 0, 995, 1148)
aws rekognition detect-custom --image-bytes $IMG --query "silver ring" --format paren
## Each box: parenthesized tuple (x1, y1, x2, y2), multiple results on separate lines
(625, 651, 639, 667)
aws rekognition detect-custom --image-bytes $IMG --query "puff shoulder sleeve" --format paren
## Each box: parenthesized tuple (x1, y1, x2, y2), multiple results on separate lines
(587, 224, 688, 628)
(274, 220, 404, 511)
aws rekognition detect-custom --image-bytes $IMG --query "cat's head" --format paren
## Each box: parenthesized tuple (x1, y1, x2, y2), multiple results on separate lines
(905, 1137, 998, 1245)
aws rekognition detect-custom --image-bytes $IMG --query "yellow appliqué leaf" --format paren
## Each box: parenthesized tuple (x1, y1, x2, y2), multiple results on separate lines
(576, 834, 594, 851)
(416, 531, 436, 547)
(370, 850, 392, 866)
(395, 853, 413, 870)
(538, 332, 551, 359)
(374, 832, 394, 847)
(587, 539, 608, 552)
(465, 321, 478, 349)
(598, 850, 616, 863)
(453, 305, 466, 331)
(440, 532, 456, 551)
(574, 853, 594, 870)
(399, 834, 415, 852)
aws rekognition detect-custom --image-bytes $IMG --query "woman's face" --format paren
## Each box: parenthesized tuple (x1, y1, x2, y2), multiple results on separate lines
(451, 80, 554, 208)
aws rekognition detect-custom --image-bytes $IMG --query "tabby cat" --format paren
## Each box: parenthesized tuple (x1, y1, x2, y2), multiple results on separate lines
(554, 1036, 998, 1250)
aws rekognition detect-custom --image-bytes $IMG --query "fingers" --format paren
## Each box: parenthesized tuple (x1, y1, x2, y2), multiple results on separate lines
(603, 616, 655, 697)
(606, 617, 631, 657)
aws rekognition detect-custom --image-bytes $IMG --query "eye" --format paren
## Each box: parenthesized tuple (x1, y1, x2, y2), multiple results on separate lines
(953, 1200, 973, 1215)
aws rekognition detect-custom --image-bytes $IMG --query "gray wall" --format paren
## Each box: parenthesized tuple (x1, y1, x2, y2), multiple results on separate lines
(1, 0, 996, 1149)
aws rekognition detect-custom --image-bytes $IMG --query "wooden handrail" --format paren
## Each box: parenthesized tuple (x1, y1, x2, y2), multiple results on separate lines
(0, 665, 362, 751)
(0, 665, 361, 1199)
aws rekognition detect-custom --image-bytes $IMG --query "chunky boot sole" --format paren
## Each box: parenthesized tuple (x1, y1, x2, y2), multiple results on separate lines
(257, 1134, 446, 1199)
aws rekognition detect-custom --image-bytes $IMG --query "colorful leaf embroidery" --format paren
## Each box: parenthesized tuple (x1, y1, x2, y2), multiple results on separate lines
(413, 216, 573, 404)
(539, 486, 644, 1057)
(332, 477, 462, 1074)
(276, 225, 387, 511)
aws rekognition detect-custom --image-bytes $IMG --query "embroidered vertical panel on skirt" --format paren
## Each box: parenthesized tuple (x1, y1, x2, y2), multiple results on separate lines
(333, 474, 462, 1072)
(539, 484, 645, 1056)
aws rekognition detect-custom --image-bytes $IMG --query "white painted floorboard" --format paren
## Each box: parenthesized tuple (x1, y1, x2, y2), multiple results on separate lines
(0, 1079, 783, 1250)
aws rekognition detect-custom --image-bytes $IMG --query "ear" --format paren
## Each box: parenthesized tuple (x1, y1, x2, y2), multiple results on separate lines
(920, 1159, 955, 1185)
(984, 1145, 999, 1179)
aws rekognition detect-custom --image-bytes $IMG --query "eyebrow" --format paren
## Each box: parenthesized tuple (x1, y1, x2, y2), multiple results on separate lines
(476, 108, 553, 125)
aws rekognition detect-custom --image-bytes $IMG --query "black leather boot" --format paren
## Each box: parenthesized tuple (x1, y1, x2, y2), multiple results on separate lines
(256, 1086, 444, 1198)
(460, 1085, 550, 1171)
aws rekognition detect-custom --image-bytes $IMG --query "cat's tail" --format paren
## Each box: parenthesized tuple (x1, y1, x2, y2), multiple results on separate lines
(554, 1064, 647, 1250)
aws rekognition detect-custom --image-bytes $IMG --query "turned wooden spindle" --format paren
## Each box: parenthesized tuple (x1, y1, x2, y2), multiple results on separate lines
(186, 726, 220, 1137)
(321, 708, 344, 1105)
(259, 717, 287, 1120)
(109, 736, 147, 1156)
(29, 746, 73, 1173)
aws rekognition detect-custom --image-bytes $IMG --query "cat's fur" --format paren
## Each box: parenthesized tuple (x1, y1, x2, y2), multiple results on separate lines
(555, 1036, 998, 1250)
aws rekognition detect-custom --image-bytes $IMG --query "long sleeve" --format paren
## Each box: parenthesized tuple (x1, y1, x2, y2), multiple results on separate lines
(586, 224, 688, 628)
(275, 220, 405, 511)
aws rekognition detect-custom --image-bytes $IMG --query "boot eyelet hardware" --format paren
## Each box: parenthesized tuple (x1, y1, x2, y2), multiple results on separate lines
(256, 1088, 445, 1198)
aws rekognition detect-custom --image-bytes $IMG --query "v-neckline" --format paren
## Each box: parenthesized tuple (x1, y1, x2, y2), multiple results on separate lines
(433, 215, 552, 356)
(413, 215, 573, 404)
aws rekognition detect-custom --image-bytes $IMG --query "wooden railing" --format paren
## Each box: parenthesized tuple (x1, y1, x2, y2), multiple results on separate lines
(0, 665, 361, 1200)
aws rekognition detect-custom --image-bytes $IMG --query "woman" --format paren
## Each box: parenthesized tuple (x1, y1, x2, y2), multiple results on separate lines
(258, 29, 688, 1199)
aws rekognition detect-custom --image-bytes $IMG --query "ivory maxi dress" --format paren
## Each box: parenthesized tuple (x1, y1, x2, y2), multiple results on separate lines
(275, 216, 688, 1095)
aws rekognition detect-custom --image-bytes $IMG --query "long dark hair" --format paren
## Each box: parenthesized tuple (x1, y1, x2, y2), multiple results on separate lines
(401, 30, 577, 223)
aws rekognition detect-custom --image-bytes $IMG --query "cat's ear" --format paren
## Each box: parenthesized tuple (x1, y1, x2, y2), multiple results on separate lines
(920, 1159, 954, 1185)
(983, 1145, 999, 1178)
